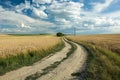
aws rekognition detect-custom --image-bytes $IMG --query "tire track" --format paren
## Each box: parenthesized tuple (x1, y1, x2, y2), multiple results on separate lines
(0, 38, 71, 80)
(37, 38, 87, 80)
(25, 38, 76, 80)
(0, 38, 87, 80)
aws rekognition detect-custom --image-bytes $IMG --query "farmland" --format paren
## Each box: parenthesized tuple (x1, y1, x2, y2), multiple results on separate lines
(67, 34, 120, 54)
(67, 34, 120, 80)
(0, 35, 64, 75)
(0, 35, 88, 80)
(0, 35, 61, 57)
(0, 34, 119, 80)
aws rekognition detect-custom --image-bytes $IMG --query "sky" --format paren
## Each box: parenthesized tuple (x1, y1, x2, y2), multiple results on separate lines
(0, 0, 120, 34)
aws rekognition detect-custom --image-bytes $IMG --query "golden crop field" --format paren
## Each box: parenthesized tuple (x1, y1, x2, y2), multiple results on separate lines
(0, 35, 61, 57)
(67, 34, 120, 80)
(68, 34, 120, 54)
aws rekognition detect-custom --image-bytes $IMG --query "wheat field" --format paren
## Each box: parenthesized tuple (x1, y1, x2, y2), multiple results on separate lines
(68, 34, 120, 54)
(67, 34, 120, 80)
(0, 35, 61, 57)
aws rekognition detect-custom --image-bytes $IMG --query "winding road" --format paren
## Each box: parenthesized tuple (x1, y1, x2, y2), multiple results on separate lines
(0, 38, 87, 80)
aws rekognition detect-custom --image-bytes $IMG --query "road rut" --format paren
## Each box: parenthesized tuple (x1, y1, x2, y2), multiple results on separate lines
(0, 38, 87, 80)
(37, 39, 87, 80)
(0, 38, 71, 80)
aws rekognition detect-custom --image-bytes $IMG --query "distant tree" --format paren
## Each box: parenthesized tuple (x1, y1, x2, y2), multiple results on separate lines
(56, 32, 64, 37)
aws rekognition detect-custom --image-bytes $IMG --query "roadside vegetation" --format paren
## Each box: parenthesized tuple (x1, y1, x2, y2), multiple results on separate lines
(67, 34, 120, 80)
(0, 35, 64, 75)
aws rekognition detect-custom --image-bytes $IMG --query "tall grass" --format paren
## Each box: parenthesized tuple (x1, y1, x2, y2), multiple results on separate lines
(0, 35, 64, 75)
(67, 34, 120, 80)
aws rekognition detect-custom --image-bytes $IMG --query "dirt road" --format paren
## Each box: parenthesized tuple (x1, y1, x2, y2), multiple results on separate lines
(0, 38, 87, 80)
(36, 39, 87, 80)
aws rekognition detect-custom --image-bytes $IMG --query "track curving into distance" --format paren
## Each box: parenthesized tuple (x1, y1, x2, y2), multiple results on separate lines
(0, 37, 87, 80)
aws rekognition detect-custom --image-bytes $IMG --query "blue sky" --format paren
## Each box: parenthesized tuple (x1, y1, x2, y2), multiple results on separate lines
(0, 0, 120, 34)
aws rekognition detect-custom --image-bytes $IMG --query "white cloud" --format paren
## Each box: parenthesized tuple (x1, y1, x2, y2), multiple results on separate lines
(25, 0, 31, 8)
(47, 1, 83, 29)
(0, 6, 53, 33)
(20, 23, 31, 29)
(43, 0, 120, 33)
(15, 1, 48, 19)
(108, 26, 120, 33)
(103, 11, 120, 18)
(15, 0, 31, 13)
(55, 17, 70, 23)
(92, 0, 113, 12)
(33, 0, 52, 4)
(93, 16, 120, 27)
(0, 0, 120, 34)
(80, 15, 120, 34)
(32, 7, 48, 19)
(0, 6, 4, 11)
(49, 1, 83, 16)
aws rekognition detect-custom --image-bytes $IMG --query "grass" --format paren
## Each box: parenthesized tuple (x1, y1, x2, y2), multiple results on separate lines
(0, 35, 64, 75)
(25, 38, 77, 80)
(67, 34, 120, 80)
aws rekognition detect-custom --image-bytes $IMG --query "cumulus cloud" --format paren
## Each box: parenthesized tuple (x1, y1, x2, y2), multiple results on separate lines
(33, 0, 52, 4)
(15, 0, 48, 19)
(47, 1, 84, 29)
(0, 6, 4, 11)
(108, 26, 120, 33)
(25, 0, 31, 8)
(48, 1, 83, 17)
(0, 0, 120, 34)
(32, 7, 48, 19)
(20, 23, 31, 29)
(78, 15, 120, 34)
(0, 6, 53, 33)
(92, 0, 113, 13)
